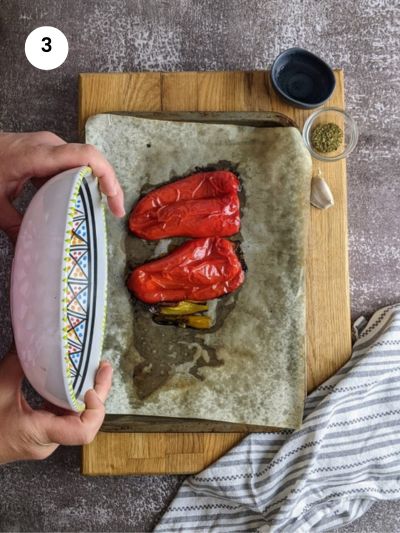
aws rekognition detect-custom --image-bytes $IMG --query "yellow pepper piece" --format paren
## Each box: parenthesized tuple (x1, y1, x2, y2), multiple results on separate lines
(185, 315, 212, 330)
(159, 301, 208, 316)
(152, 313, 212, 330)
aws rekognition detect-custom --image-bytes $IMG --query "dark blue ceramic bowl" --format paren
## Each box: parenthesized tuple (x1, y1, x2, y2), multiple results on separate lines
(271, 48, 336, 109)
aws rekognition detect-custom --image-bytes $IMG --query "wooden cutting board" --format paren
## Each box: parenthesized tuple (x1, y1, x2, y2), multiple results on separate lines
(79, 70, 351, 475)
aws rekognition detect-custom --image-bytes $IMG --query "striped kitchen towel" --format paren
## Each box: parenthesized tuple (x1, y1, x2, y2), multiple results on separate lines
(156, 304, 400, 532)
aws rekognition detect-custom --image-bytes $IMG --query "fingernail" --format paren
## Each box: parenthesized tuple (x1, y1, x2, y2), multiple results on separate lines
(113, 204, 125, 218)
(98, 361, 112, 374)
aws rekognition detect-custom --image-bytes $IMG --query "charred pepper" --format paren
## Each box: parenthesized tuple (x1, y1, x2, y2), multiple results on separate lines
(129, 170, 240, 240)
(128, 237, 245, 304)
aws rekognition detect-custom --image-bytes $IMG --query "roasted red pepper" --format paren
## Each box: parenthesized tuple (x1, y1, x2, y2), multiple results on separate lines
(129, 170, 240, 240)
(128, 237, 245, 304)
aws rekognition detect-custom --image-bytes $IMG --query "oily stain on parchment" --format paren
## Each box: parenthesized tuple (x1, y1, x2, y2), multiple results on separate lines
(125, 162, 245, 400)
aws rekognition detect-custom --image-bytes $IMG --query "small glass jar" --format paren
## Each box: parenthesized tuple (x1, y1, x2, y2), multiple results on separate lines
(302, 107, 359, 162)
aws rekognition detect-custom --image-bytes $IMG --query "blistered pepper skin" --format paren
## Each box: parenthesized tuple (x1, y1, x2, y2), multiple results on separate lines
(129, 171, 240, 240)
(128, 237, 245, 304)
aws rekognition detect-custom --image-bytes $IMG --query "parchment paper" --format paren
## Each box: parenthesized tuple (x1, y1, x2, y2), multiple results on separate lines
(86, 114, 312, 429)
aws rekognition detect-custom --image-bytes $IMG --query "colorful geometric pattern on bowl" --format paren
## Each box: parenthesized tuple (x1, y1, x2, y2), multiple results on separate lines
(64, 176, 98, 403)
(10, 165, 107, 413)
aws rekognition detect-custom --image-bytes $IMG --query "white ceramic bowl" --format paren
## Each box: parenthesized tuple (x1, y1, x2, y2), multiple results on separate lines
(11, 166, 107, 412)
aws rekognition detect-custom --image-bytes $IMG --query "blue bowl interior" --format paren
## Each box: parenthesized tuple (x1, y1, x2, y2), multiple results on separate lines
(272, 48, 335, 106)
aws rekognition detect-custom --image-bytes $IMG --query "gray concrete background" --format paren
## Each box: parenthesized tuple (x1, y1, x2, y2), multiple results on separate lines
(0, 0, 399, 531)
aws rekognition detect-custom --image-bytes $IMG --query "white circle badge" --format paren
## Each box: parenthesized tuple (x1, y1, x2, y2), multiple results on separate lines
(25, 26, 68, 70)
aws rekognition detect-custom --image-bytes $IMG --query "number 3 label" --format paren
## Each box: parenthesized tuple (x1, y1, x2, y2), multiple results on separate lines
(41, 37, 52, 53)
(25, 27, 68, 70)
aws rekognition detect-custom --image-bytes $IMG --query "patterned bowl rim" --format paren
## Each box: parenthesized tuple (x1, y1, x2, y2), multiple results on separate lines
(60, 166, 106, 412)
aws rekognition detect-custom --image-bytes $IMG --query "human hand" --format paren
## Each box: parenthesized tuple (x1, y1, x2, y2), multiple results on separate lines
(0, 132, 125, 241)
(0, 351, 112, 464)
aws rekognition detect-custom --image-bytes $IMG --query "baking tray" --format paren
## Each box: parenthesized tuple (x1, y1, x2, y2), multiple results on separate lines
(95, 110, 306, 433)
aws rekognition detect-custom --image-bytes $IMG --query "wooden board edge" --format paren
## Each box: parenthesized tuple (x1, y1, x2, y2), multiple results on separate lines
(78, 74, 85, 141)
(81, 432, 247, 476)
(79, 69, 344, 140)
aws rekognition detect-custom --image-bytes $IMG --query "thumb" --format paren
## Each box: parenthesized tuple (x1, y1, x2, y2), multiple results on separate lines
(0, 199, 22, 242)
(0, 350, 25, 396)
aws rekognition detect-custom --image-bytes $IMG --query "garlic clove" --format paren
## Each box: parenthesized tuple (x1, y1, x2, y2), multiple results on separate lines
(310, 176, 334, 209)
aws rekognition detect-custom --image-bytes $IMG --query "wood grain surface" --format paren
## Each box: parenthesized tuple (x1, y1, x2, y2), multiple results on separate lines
(79, 70, 351, 475)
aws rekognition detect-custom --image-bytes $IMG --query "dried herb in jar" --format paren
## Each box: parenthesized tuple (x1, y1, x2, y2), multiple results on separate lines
(311, 122, 343, 153)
